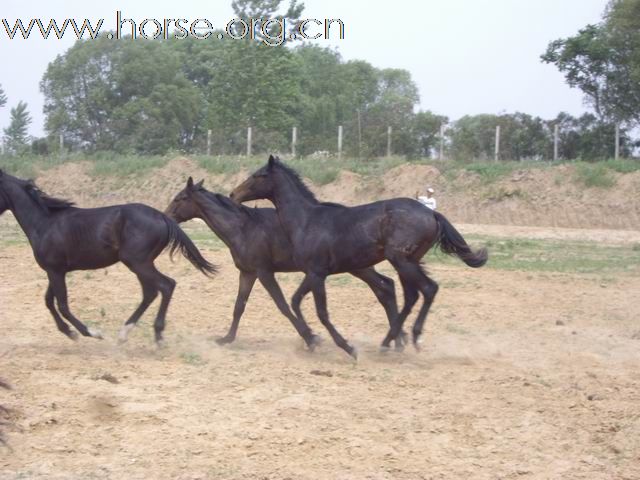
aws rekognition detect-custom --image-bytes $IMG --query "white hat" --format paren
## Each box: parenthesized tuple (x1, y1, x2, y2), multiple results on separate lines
(427, 187, 435, 193)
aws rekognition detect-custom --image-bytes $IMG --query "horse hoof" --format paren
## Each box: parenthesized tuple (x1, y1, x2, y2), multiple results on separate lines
(348, 346, 358, 361)
(156, 339, 167, 350)
(67, 331, 79, 341)
(379, 344, 391, 354)
(118, 324, 135, 343)
(394, 342, 405, 353)
(413, 338, 423, 352)
(215, 336, 234, 346)
(307, 334, 322, 352)
(88, 328, 104, 340)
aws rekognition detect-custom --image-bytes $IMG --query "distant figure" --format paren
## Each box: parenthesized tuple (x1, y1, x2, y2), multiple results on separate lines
(416, 187, 437, 210)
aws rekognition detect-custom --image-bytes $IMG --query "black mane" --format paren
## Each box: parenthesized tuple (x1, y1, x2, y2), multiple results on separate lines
(201, 189, 259, 217)
(274, 162, 345, 208)
(26, 183, 75, 213)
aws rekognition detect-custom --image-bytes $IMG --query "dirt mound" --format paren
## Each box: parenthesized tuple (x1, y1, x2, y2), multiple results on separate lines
(23, 158, 640, 230)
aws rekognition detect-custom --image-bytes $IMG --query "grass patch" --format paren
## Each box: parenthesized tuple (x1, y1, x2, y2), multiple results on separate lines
(605, 158, 640, 174)
(425, 235, 640, 274)
(180, 352, 206, 366)
(575, 162, 616, 188)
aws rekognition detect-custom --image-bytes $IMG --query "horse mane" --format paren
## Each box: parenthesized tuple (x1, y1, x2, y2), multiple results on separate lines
(274, 162, 345, 208)
(25, 183, 75, 213)
(201, 189, 259, 218)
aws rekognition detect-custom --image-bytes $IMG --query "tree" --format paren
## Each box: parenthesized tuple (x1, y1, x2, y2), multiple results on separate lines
(0, 84, 6, 109)
(542, 0, 640, 125)
(41, 37, 203, 153)
(231, 0, 305, 42)
(410, 111, 449, 158)
(3, 101, 32, 155)
(550, 112, 632, 160)
(448, 114, 500, 161)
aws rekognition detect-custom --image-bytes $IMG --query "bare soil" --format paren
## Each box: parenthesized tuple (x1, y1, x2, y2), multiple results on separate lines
(19, 157, 640, 230)
(1, 222, 639, 479)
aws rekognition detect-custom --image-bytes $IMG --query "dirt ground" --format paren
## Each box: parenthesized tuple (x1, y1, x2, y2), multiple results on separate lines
(1, 222, 639, 480)
(21, 158, 640, 230)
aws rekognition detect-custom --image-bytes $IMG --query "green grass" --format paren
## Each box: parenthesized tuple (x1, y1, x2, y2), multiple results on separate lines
(425, 235, 640, 274)
(605, 158, 640, 174)
(574, 162, 616, 188)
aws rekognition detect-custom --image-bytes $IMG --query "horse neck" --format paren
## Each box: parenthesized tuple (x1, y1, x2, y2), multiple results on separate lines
(5, 184, 50, 242)
(195, 194, 243, 248)
(271, 172, 316, 236)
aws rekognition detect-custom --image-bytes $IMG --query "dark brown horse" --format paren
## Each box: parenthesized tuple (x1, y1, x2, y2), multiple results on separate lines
(165, 178, 401, 348)
(0, 170, 217, 344)
(231, 156, 488, 358)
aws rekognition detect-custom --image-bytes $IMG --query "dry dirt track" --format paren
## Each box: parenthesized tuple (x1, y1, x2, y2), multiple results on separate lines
(1, 224, 639, 480)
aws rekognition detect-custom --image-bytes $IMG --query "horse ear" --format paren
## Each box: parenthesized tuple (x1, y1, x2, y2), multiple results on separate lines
(195, 179, 204, 189)
(0, 169, 3, 178)
(268, 155, 276, 169)
(187, 177, 194, 189)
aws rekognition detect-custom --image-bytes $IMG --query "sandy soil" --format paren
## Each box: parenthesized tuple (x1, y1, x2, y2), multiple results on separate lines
(1, 224, 639, 479)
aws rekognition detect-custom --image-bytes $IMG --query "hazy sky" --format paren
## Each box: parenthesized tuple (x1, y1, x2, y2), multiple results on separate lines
(0, 0, 608, 137)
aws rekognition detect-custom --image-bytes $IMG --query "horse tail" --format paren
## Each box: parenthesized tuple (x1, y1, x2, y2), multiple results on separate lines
(433, 211, 488, 268)
(163, 216, 218, 277)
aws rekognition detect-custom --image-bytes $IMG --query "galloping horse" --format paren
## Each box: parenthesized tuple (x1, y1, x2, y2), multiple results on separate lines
(166, 177, 401, 348)
(231, 156, 488, 358)
(0, 170, 217, 344)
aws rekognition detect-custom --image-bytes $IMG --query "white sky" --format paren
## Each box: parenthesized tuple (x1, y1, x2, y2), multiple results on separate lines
(0, 0, 608, 137)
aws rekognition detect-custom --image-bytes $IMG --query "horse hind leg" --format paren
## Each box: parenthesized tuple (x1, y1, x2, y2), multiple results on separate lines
(381, 259, 421, 349)
(118, 266, 159, 343)
(47, 272, 103, 339)
(349, 269, 407, 349)
(150, 268, 176, 346)
(409, 271, 439, 350)
(45, 285, 77, 340)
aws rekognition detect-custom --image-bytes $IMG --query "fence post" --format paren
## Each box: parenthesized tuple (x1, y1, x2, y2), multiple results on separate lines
(494, 125, 500, 162)
(247, 127, 252, 157)
(338, 125, 343, 160)
(554, 124, 559, 161)
(614, 124, 620, 160)
(207, 129, 212, 156)
(439, 124, 445, 161)
(291, 127, 297, 158)
(387, 126, 392, 158)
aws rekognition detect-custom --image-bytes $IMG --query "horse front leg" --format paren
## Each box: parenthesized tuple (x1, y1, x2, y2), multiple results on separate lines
(217, 271, 257, 345)
(47, 271, 103, 339)
(44, 284, 77, 340)
(308, 272, 357, 360)
(258, 270, 317, 345)
(291, 275, 322, 350)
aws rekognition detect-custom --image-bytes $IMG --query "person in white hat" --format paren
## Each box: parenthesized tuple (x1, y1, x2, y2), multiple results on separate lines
(416, 187, 437, 210)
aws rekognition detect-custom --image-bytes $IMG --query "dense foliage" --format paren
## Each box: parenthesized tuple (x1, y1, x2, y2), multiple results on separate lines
(542, 0, 640, 126)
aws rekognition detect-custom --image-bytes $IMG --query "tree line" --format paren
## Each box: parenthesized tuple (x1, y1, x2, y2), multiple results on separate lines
(1, 0, 638, 161)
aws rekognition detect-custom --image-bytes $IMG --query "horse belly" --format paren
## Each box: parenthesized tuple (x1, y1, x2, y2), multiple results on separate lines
(329, 244, 384, 273)
(66, 246, 120, 271)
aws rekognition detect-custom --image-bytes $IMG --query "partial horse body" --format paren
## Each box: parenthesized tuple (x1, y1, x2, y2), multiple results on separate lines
(165, 178, 400, 348)
(231, 156, 487, 358)
(0, 170, 216, 344)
